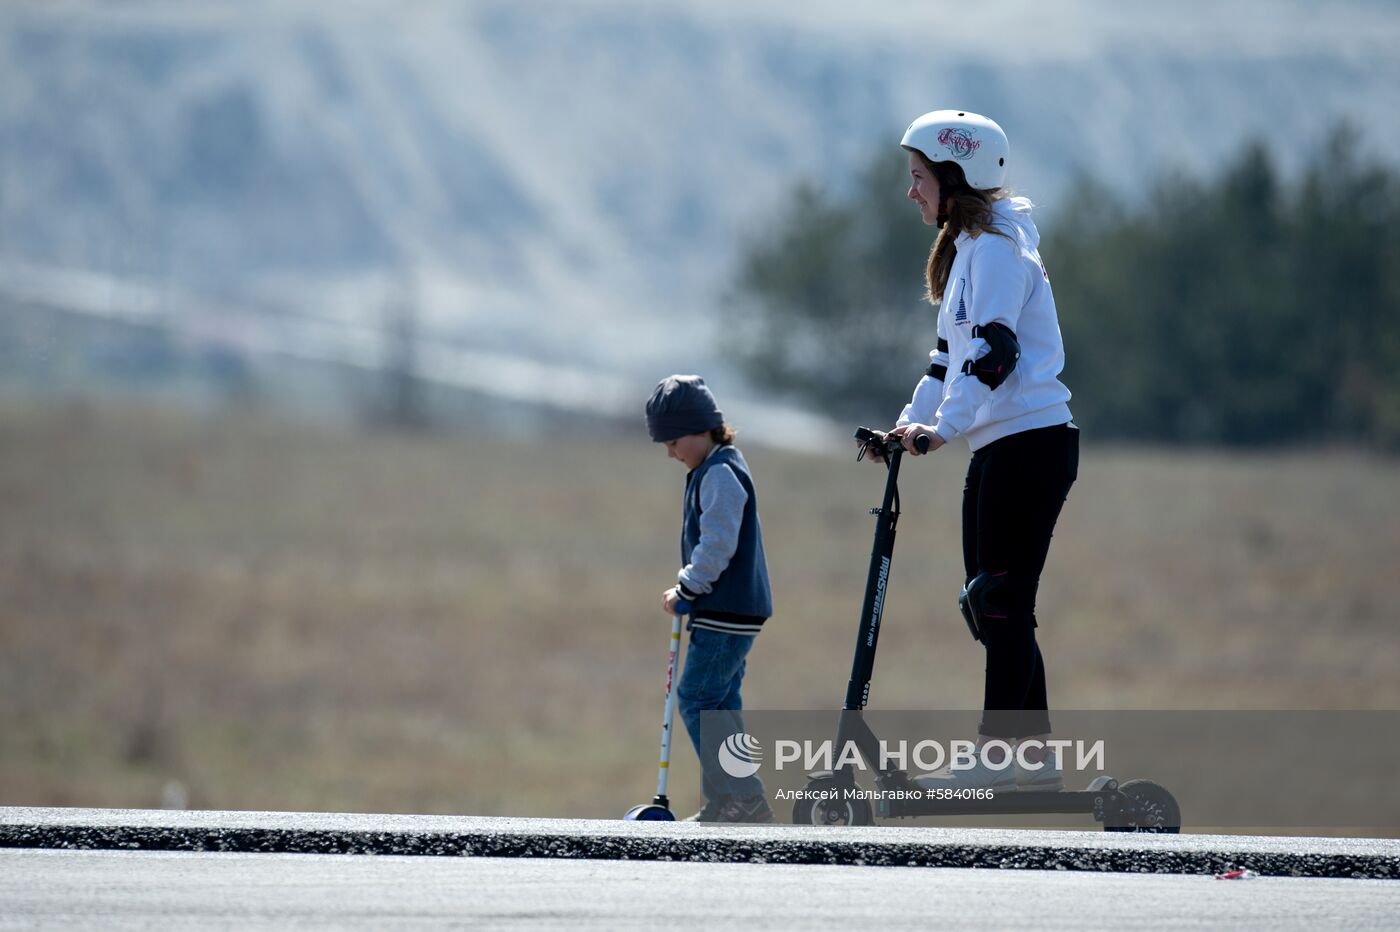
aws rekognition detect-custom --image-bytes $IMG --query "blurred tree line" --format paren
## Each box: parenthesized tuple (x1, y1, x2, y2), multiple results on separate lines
(723, 126, 1400, 449)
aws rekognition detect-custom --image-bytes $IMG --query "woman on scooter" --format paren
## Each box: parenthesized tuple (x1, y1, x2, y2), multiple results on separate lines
(882, 110, 1078, 791)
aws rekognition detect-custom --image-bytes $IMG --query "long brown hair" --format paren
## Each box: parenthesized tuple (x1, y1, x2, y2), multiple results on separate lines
(909, 150, 1011, 303)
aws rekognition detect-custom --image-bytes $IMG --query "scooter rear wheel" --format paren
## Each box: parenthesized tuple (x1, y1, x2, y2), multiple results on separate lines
(1104, 779, 1181, 833)
(791, 777, 874, 826)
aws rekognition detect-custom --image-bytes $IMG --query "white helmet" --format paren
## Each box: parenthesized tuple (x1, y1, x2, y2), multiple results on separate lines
(901, 110, 1010, 191)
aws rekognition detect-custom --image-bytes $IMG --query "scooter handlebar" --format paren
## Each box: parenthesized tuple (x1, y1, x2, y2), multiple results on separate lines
(673, 599, 692, 616)
(854, 426, 929, 458)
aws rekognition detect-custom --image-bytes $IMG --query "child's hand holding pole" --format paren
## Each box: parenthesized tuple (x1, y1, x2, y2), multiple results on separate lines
(662, 586, 689, 616)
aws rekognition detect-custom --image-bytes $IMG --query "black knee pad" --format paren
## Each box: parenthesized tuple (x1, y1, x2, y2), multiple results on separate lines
(958, 571, 1009, 642)
(959, 570, 1040, 643)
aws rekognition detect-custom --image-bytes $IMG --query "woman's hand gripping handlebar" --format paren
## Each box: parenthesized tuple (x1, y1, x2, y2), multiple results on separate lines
(854, 425, 930, 464)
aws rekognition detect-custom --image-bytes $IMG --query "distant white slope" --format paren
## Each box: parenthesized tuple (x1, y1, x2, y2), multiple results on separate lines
(1, 0, 1397, 409)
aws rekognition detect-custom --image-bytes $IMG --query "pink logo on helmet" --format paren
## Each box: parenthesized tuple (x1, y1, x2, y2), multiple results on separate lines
(937, 127, 981, 160)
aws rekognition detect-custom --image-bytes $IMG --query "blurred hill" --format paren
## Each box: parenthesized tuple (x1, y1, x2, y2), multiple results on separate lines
(2, 0, 1399, 424)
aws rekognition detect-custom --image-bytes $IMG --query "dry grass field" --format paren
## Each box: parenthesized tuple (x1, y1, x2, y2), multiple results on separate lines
(2, 401, 1397, 820)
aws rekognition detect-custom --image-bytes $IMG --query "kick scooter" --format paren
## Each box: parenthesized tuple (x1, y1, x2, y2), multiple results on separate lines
(624, 599, 691, 820)
(791, 427, 1180, 832)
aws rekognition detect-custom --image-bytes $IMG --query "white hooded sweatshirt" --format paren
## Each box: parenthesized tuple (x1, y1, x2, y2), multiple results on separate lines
(897, 196, 1073, 452)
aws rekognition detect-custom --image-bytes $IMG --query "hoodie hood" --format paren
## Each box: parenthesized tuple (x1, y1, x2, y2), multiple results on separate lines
(991, 196, 1040, 251)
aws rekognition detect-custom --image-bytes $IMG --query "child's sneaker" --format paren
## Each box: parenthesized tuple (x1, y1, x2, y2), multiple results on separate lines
(913, 753, 1017, 791)
(713, 795, 776, 823)
(1014, 745, 1064, 792)
(683, 798, 726, 822)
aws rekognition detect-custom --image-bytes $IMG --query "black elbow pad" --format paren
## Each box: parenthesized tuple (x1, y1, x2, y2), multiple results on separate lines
(961, 322, 1020, 389)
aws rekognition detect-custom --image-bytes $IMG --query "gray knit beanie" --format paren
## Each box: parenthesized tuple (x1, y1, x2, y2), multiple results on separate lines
(645, 374, 724, 442)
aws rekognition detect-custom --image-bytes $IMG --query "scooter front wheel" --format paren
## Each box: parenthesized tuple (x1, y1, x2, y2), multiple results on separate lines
(791, 776, 874, 826)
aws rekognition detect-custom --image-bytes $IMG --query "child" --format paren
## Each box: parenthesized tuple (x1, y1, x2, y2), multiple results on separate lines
(646, 374, 774, 823)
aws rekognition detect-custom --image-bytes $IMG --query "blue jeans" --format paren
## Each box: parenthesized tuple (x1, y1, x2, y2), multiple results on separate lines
(677, 625, 764, 802)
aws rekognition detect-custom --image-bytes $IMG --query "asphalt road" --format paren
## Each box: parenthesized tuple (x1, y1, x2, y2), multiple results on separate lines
(4, 807, 1398, 878)
(3, 808, 1398, 929)
(3, 848, 1399, 931)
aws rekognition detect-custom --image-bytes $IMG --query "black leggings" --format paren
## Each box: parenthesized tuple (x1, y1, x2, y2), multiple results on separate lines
(962, 423, 1079, 740)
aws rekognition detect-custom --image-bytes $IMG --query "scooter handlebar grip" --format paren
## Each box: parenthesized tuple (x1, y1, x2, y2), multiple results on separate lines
(674, 599, 692, 616)
(914, 433, 930, 454)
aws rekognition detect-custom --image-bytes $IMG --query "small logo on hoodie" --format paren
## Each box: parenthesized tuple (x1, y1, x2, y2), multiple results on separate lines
(954, 278, 969, 324)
